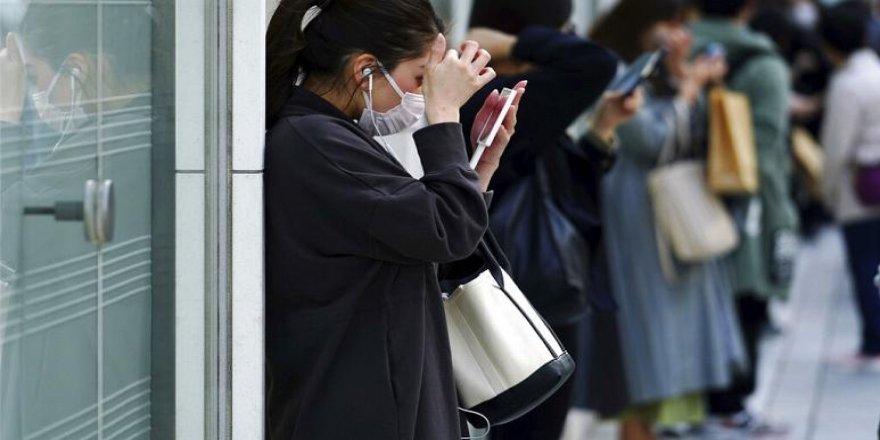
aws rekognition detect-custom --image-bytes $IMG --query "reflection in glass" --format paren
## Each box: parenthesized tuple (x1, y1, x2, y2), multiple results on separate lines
(0, 1, 171, 438)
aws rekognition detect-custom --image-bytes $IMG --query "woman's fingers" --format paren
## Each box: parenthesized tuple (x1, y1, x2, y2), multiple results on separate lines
(493, 124, 511, 150)
(459, 40, 479, 64)
(475, 67, 497, 88)
(502, 104, 517, 134)
(625, 88, 644, 112)
(511, 80, 527, 107)
(471, 89, 501, 146)
(472, 49, 492, 73)
(445, 48, 460, 62)
(426, 33, 447, 69)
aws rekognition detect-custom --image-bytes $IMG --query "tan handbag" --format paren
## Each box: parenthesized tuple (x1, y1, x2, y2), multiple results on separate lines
(791, 127, 824, 198)
(707, 87, 759, 194)
(648, 108, 739, 279)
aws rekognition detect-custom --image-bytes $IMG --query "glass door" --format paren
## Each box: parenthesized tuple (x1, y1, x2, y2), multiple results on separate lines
(1, 1, 177, 438)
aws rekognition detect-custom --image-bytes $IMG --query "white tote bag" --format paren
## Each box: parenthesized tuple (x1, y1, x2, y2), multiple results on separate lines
(647, 106, 739, 279)
(443, 241, 574, 427)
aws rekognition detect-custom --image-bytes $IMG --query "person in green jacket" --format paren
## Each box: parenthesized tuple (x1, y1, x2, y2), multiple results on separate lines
(691, 0, 799, 437)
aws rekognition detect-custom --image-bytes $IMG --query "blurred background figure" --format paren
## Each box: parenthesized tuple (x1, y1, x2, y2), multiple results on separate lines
(869, 0, 880, 53)
(817, 0, 880, 370)
(751, 0, 835, 239)
(462, 1, 641, 439)
(691, 0, 800, 437)
(584, 2, 746, 440)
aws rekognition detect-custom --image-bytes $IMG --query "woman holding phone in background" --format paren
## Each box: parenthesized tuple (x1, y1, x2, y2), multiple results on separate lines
(264, 0, 523, 439)
(588, 1, 746, 438)
(463, 1, 641, 439)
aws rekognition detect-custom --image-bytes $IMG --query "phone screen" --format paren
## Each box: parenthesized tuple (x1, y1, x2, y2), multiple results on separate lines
(476, 88, 517, 147)
(609, 49, 665, 94)
(469, 88, 518, 169)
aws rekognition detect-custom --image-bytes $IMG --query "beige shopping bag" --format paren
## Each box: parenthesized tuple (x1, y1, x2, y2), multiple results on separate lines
(791, 127, 824, 198)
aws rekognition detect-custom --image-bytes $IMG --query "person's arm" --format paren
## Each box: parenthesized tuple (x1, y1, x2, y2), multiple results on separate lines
(272, 118, 489, 265)
(461, 27, 618, 156)
(739, 57, 799, 230)
(613, 95, 691, 167)
(577, 132, 618, 173)
(820, 78, 860, 209)
(0, 35, 26, 126)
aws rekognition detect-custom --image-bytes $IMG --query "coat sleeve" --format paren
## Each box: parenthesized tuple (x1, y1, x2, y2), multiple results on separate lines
(737, 57, 799, 232)
(616, 97, 691, 167)
(461, 27, 618, 157)
(275, 118, 489, 264)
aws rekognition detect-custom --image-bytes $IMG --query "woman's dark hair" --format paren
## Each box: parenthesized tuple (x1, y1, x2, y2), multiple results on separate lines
(266, 0, 444, 128)
(695, 0, 752, 18)
(750, 4, 799, 61)
(590, 0, 689, 63)
(819, 0, 870, 56)
(469, 0, 572, 36)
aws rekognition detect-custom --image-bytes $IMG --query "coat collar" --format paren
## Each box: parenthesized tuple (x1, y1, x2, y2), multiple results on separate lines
(280, 86, 355, 122)
(277, 86, 410, 169)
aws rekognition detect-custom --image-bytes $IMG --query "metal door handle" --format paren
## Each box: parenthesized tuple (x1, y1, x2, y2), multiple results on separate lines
(85, 179, 115, 245)
(21, 180, 114, 245)
(23, 202, 85, 221)
(95, 179, 114, 244)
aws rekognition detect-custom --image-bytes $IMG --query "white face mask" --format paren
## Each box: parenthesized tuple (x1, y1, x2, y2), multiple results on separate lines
(358, 63, 425, 137)
(790, 2, 819, 29)
(32, 66, 88, 134)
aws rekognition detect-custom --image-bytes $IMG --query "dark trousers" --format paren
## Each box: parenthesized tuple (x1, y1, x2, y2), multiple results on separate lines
(708, 296, 769, 416)
(490, 323, 578, 440)
(842, 218, 880, 356)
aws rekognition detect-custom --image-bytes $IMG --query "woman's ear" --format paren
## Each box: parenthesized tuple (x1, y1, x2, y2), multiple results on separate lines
(351, 53, 378, 90)
(64, 53, 91, 81)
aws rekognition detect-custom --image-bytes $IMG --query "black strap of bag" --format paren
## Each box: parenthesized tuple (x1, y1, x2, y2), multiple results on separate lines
(489, 155, 593, 324)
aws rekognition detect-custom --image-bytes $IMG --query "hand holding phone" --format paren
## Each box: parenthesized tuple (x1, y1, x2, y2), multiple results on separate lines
(704, 42, 726, 59)
(608, 49, 666, 96)
(469, 87, 518, 168)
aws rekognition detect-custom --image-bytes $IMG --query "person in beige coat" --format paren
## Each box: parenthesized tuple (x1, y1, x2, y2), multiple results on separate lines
(819, 1, 880, 367)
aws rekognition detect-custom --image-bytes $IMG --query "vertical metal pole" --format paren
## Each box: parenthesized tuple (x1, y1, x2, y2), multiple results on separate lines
(206, 0, 232, 437)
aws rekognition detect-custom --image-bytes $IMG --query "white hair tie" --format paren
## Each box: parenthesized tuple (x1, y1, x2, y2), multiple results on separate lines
(301, 5, 322, 32)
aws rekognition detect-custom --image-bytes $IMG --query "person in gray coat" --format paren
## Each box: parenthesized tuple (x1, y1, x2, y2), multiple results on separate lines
(692, 0, 800, 434)
(588, 1, 746, 439)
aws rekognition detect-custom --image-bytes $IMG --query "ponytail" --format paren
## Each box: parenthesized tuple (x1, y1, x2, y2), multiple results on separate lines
(266, 0, 310, 128)
(266, 0, 445, 129)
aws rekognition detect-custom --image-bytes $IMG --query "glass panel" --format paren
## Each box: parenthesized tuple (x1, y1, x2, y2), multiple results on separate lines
(1, 2, 101, 437)
(98, 4, 155, 439)
(1, 1, 177, 438)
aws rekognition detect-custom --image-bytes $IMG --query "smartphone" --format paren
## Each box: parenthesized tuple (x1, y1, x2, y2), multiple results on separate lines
(470, 87, 518, 168)
(609, 49, 666, 95)
(705, 42, 726, 59)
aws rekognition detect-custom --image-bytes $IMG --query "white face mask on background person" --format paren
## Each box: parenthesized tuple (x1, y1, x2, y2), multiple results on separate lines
(357, 62, 425, 137)
(790, 1, 820, 29)
(32, 64, 88, 135)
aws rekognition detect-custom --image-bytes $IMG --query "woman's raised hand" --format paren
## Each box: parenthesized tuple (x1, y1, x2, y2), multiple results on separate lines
(591, 88, 644, 144)
(0, 33, 26, 124)
(423, 34, 496, 124)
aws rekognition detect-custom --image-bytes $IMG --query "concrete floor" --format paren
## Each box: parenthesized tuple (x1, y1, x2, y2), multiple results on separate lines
(560, 228, 880, 440)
